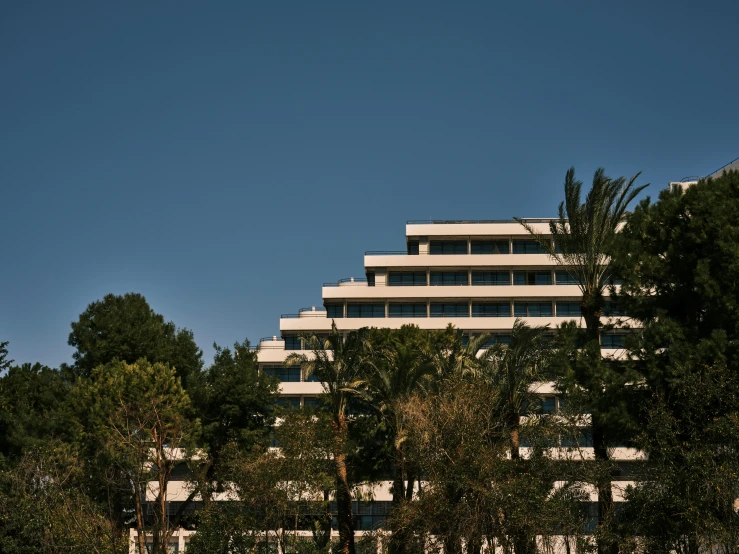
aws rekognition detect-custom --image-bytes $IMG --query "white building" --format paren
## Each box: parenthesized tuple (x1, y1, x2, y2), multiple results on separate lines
(254, 218, 637, 533)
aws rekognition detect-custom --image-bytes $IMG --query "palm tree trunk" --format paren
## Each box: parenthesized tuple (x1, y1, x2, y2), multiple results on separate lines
(592, 421, 617, 554)
(582, 302, 618, 554)
(388, 451, 409, 554)
(334, 414, 356, 554)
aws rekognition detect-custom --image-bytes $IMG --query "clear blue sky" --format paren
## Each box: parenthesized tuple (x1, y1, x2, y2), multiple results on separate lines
(2, 0, 738, 368)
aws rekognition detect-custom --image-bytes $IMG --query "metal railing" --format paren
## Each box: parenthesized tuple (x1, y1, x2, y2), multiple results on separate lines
(249, 336, 285, 350)
(364, 250, 407, 256)
(406, 218, 556, 224)
(323, 277, 369, 286)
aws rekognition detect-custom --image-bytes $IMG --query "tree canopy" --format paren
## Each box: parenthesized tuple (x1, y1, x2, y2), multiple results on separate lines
(68, 292, 203, 388)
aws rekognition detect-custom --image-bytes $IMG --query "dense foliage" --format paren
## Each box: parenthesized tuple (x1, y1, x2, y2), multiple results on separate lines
(1, 171, 739, 553)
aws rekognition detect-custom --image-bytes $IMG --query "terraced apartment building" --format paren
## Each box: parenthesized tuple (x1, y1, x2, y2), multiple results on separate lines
(254, 218, 638, 532)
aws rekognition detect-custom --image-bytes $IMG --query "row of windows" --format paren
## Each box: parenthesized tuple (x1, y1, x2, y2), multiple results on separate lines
(424, 239, 551, 255)
(262, 366, 320, 383)
(325, 301, 592, 318)
(283, 332, 625, 351)
(387, 270, 578, 286)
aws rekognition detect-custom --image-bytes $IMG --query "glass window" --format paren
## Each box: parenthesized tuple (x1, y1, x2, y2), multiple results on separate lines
(513, 271, 552, 285)
(276, 397, 301, 408)
(326, 303, 344, 318)
(429, 240, 468, 255)
(480, 334, 512, 348)
(263, 366, 301, 382)
(471, 270, 510, 285)
(471, 302, 511, 317)
(388, 303, 427, 318)
(603, 301, 625, 316)
(561, 429, 593, 447)
(555, 270, 578, 285)
(366, 272, 375, 287)
(541, 397, 556, 413)
(556, 301, 580, 317)
(601, 334, 626, 349)
(303, 397, 323, 408)
(514, 302, 553, 317)
(430, 271, 469, 286)
(470, 240, 509, 254)
(512, 239, 549, 254)
(284, 335, 302, 350)
(388, 271, 427, 286)
(430, 302, 469, 318)
(407, 240, 419, 255)
(347, 303, 385, 318)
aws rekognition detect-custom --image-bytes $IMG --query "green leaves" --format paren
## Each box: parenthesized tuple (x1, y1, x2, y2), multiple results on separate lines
(68, 293, 203, 388)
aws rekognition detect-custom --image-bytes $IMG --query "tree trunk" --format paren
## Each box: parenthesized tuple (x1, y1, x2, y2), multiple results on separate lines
(512, 529, 537, 554)
(510, 423, 520, 460)
(592, 421, 617, 554)
(334, 413, 356, 554)
(389, 458, 406, 554)
(134, 483, 148, 554)
(405, 469, 415, 501)
(582, 301, 617, 554)
(312, 489, 332, 550)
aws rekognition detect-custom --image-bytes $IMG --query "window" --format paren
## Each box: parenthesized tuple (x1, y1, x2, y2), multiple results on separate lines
(263, 366, 301, 382)
(347, 303, 385, 318)
(326, 303, 344, 318)
(556, 301, 580, 317)
(512, 239, 549, 254)
(388, 303, 427, 318)
(540, 397, 556, 413)
(430, 270, 469, 286)
(603, 301, 625, 316)
(561, 429, 593, 447)
(601, 334, 626, 349)
(366, 272, 375, 286)
(284, 335, 302, 350)
(407, 240, 419, 255)
(430, 302, 469, 317)
(480, 334, 512, 348)
(514, 302, 553, 317)
(276, 397, 301, 408)
(513, 271, 552, 285)
(303, 397, 323, 408)
(388, 271, 427, 286)
(470, 240, 509, 254)
(555, 270, 578, 285)
(471, 302, 511, 317)
(471, 270, 510, 285)
(430, 240, 468, 255)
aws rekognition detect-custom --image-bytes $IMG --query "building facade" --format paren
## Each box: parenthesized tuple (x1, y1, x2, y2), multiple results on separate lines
(254, 218, 639, 529)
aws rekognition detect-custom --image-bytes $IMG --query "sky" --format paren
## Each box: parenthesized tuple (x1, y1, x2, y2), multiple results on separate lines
(2, 0, 738, 368)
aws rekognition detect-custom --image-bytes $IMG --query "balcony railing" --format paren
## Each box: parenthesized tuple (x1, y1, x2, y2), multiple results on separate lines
(406, 218, 556, 224)
(323, 277, 369, 286)
(281, 307, 327, 319)
(252, 336, 285, 350)
(364, 251, 407, 256)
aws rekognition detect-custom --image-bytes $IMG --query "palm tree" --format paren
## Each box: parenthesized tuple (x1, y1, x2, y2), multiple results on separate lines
(517, 167, 647, 343)
(358, 326, 436, 554)
(427, 324, 491, 383)
(473, 319, 552, 460)
(424, 326, 492, 554)
(469, 320, 553, 554)
(516, 167, 647, 554)
(286, 323, 370, 554)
